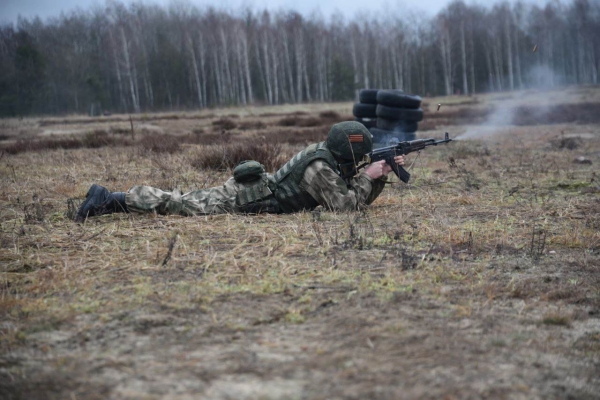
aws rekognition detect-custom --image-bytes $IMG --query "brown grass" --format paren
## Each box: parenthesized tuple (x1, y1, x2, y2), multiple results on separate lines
(2, 131, 129, 154)
(277, 112, 339, 128)
(37, 112, 217, 127)
(238, 120, 267, 130)
(318, 110, 341, 120)
(138, 134, 181, 154)
(1, 87, 599, 399)
(1, 131, 249, 155)
(265, 126, 329, 145)
(542, 312, 573, 327)
(189, 139, 291, 171)
(212, 117, 237, 131)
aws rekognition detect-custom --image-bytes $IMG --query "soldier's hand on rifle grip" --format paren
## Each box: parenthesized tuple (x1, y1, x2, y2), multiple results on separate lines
(364, 160, 387, 180)
(365, 156, 405, 179)
(381, 155, 406, 177)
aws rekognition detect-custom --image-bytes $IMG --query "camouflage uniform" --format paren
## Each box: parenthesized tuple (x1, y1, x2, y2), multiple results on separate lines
(300, 160, 386, 211)
(126, 177, 256, 216)
(125, 152, 387, 216)
(75, 121, 385, 221)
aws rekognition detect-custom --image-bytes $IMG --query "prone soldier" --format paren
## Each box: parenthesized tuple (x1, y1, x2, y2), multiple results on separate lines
(75, 121, 405, 221)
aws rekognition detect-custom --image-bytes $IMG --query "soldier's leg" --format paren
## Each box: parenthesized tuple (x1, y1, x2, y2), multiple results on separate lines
(76, 184, 128, 222)
(126, 178, 242, 216)
(178, 178, 241, 215)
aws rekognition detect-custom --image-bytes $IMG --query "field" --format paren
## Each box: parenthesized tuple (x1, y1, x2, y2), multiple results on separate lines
(1, 86, 599, 399)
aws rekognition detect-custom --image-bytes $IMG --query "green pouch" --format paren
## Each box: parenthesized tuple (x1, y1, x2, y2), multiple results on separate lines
(235, 177, 279, 214)
(233, 160, 265, 183)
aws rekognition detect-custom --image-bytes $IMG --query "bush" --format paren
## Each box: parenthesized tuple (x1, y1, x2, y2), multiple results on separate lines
(277, 116, 300, 127)
(110, 126, 131, 135)
(238, 120, 267, 130)
(81, 131, 118, 148)
(212, 117, 237, 131)
(2, 131, 128, 154)
(139, 134, 181, 153)
(190, 139, 291, 172)
(319, 111, 340, 120)
(185, 131, 233, 145)
(297, 117, 322, 127)
(265, 127, 329, 145)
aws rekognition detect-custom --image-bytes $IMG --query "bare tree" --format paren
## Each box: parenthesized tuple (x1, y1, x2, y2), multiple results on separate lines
(5, 0, 600, 116)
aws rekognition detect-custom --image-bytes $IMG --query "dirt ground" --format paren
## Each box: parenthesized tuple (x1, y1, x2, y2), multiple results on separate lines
(1, 88, 599, 399)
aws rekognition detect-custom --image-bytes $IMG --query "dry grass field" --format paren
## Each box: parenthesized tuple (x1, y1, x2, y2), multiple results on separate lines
(1, 86, 599, 399)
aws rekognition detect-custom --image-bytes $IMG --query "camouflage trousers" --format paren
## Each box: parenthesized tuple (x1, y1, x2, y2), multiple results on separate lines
(125, 178, 250, 216)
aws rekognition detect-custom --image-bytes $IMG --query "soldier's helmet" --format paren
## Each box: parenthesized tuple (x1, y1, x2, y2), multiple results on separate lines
(326, 121, 373, 163)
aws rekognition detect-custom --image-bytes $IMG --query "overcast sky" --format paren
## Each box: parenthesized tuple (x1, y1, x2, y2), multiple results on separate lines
(0, 0, 553, 25)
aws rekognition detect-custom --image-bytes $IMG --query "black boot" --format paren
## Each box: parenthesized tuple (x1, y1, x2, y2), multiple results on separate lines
(75, 184, 129, 222)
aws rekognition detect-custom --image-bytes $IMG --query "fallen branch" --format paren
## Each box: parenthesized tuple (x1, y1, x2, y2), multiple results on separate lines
(161, 232, 179, 266)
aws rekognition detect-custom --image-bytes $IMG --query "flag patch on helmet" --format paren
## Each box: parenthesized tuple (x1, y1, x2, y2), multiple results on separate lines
(349, 135, 364, 143)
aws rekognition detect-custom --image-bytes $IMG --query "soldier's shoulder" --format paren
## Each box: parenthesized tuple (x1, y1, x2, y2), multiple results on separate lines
(305, 159, 335, 173)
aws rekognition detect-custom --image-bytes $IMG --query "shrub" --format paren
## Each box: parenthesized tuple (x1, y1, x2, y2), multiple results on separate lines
(190, 139, 291, 172)
(277, 116, 300, 127)
(81, 131, 118, 148)
(139, 134, 181, 153)
(551, 136, 582, 150)
(319, 111, 340, 120)
(212, 117, 237, 131)
(278, 116, 329, 128)
(2, 131, 127, 154)
(110, 126, 131, 135)
(297, 117, 322, 127)
(238, 120, 267, 130)
(185, 132, 235, 145)
(265, 127, 329, 145)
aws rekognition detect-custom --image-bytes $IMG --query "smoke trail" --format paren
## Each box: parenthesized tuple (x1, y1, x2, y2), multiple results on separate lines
(455, 107, 516, 140)
(455, 65, 561, 141)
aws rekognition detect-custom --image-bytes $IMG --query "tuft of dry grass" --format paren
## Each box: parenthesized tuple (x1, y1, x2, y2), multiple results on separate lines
(138, 134, 181, 154)
(265, 126, 329, 145)
(3, 131, 129, 154)
(277, 115, 328, 128)
(277, 116, 302, 127)
(212, 117, 237, 131)
(189, 139, 291, 171)
(542, 312, 573, 327)
(318, 110, 341, 120)
(238, 120, 267, 130)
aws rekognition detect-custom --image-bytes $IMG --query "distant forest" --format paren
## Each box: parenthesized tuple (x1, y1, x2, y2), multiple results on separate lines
(0, 0, 599, 116)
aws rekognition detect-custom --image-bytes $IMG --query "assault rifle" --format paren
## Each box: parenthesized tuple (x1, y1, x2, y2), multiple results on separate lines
(340, 132, 453, 182)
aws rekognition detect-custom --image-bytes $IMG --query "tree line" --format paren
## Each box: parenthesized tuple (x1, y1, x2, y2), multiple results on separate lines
(0, 0, 598, 117)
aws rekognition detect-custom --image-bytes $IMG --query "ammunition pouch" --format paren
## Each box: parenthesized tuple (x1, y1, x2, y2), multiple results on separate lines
(235, 176, 280, 214)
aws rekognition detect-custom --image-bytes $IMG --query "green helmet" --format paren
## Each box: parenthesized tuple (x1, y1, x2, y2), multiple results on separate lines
(326, 121, 373, 163)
